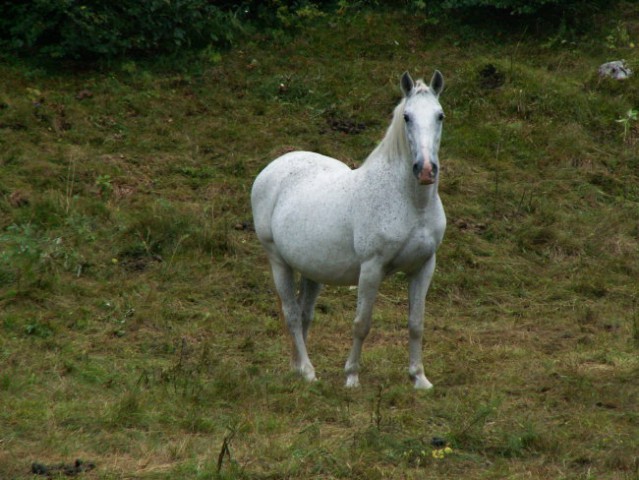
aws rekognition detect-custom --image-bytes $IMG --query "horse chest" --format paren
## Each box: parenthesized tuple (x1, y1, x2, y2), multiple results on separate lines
(352, 191, 445, 271)
(387, 199, 445, 269)
(390, 225, 440, 272)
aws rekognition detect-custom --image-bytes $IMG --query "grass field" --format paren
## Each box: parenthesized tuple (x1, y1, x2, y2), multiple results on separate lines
(1, 5, 639, 479)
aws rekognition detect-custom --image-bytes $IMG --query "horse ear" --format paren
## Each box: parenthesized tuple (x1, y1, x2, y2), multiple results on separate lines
(430, 70, 444, 97)
(400, 71, 414, 97)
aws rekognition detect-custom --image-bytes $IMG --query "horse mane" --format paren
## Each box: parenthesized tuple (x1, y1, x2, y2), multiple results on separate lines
(364, 80, 432, 166)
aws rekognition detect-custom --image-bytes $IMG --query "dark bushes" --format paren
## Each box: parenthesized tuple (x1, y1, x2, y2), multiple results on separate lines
(419, 0, 611, 15)
(409, 0, 618, 28)
(0, 0, 238, 60)
(0, 0, 619, 61)
(0, 0, 329, 61)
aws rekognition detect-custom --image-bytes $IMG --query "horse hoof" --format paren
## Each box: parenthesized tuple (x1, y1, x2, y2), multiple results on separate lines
(299, 365, 316, 382)
(413, 375, 433, 390)
(345, 375, 360, 388)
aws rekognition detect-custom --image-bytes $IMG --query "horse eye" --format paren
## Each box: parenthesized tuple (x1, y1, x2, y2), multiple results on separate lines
(403, 113, 411, 123)
(437, 112, 445, 121)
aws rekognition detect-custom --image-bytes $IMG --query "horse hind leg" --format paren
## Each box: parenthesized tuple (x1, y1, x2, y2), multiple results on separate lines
(298, 277, 322, 342)
(270, 259, 316, 382)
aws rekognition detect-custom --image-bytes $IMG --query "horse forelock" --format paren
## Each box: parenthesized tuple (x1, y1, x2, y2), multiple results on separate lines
(412, 79, 430, 95)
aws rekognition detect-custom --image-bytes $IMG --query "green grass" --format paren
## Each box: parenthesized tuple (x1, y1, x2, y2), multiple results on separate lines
(2, 6, 639, 479)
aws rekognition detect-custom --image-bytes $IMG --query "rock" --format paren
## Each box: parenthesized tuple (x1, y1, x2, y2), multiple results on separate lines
(31, 459, 96, 477)
(76, 89, 93, 100)
(234, 221, 254, 232)
(479, 64, 505, 89)
(431, 436, 447, 448)
(598, 60, 632, 80)
(8, 190, 30, 207)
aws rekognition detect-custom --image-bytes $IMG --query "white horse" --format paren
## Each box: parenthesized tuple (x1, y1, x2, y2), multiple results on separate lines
(251, 71, 446, 389)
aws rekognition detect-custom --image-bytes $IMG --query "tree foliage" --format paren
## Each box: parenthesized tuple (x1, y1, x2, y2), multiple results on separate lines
(0, 0, 618, 61)
(415, 0, 606, 15)
(0, 0, 238, 60)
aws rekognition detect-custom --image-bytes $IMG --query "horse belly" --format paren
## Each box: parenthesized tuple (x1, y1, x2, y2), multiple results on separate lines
(284, 251, 361, 285)
(268, 172, 362, 285)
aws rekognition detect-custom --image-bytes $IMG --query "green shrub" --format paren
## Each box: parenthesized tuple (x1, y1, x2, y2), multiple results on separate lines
(0, 223, 83, 290)
(409, 0, 615, 20)
(0, 0, 328, 61)
(0, 0, 238, 60)
(235, 0, 326, 29)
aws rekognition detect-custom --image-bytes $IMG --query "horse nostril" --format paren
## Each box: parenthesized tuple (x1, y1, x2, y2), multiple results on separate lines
(413, 162, 422, 177)
(431, 162, 438, 177)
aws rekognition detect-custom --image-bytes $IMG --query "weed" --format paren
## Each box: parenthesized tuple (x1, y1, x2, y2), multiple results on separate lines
(64, 155, 77, 214)
(616, 108, 638, 145)
(632, 298, 639, 347)
(25, 320, 54, 339)
(109, 390, 146, 429)
(216, 424, 238, 474)
(0, 223, 82, 291)
(449, 397, 502, 450)
(154, 338, 208, 399)
(496, 422, 543, 458)
(605, 22, 634, 49)
(95, 174, 113, 199)
(371, 384, 385, 430)
(174, 165, 215, 179)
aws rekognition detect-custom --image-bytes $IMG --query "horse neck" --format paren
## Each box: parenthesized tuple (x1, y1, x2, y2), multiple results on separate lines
(361, 105, 438, 210)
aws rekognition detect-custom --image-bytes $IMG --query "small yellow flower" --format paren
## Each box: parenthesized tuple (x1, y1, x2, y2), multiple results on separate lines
(432, 449, 445, 459)
(444, 446, 453, 455)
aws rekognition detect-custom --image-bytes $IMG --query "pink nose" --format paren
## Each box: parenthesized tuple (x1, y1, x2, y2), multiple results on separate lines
(418, 159, 434, 184)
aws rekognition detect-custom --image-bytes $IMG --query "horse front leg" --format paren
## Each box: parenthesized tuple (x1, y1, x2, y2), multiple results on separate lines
(270, 259, 316, 382)
(344, 261, 384, 388)
(407, 255, 437, 390)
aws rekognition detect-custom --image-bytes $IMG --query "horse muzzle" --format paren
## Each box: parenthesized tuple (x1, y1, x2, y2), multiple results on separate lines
(413, 160, 438, 185)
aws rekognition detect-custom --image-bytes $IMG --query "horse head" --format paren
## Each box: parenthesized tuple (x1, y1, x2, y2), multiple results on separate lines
(400, 71, 445, 185)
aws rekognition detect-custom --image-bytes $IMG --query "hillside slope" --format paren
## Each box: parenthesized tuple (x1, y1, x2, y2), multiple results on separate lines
(1, 7, 638, 479)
